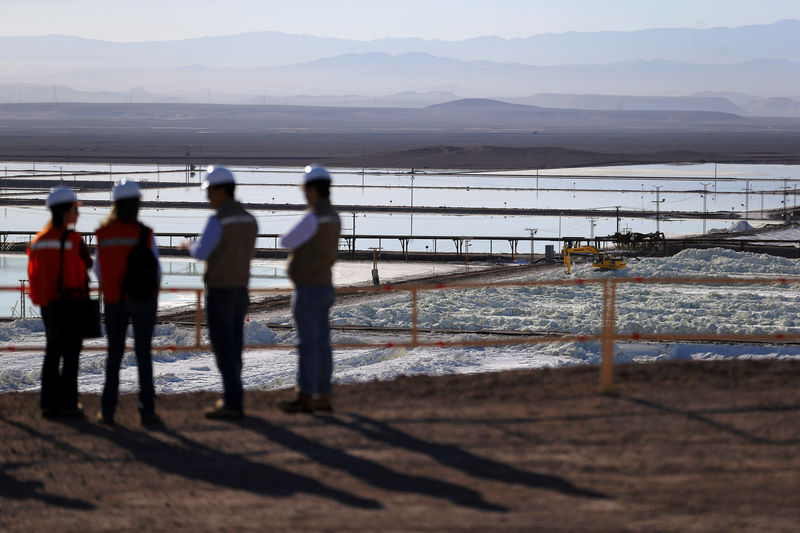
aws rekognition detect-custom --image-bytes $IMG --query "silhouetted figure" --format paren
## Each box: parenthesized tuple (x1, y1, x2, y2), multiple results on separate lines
(279, 166, 341, 413)
(27, 187, 93, 419)
(187, 166, 257, 419)
(95, 179, 162, 426)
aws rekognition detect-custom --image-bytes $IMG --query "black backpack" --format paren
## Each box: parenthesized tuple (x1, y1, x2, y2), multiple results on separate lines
(121, 223, 160, 300)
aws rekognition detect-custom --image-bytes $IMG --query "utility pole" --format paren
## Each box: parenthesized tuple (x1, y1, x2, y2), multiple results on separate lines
(784, 181, 789, 223)
(652, 186, 664, 233)
(524, 227, 537, 261)
(641, 184, 645, 211)
(745, 180, 750, 219)
(409, 169, 415, 237)
(701, 183, 711, 234)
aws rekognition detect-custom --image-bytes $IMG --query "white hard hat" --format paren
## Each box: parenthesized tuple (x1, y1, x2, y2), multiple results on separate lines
(302, 165, 331, 184)
(46, 186, 78, 207)
(202, 166, 235, 189)
(112, 179, 141, 201)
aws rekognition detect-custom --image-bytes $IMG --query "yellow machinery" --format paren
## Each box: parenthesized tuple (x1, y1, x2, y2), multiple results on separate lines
(562, 245, 627, 274)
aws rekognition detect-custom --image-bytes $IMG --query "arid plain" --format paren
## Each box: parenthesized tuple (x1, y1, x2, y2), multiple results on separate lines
(2, 101, 800, 170)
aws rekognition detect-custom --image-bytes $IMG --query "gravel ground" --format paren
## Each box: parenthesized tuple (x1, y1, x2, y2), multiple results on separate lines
(1, 359, 799, 532)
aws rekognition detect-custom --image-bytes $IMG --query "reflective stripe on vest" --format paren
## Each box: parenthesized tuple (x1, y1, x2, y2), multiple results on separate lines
(98, 237, 139, 247)
(29, 240, 74, 251)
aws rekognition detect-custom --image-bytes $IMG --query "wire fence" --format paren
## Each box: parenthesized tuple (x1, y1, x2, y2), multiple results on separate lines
(3, 275, 800, 392)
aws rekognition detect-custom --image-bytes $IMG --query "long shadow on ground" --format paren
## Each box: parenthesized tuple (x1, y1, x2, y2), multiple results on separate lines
(62, 419, 380, 509)
(0, 468, 96, 510)
(329, 414, 607, 499)
(622, 396, 800, 446)
(0, 418, 95, 510)
(242, 415, 507, 512)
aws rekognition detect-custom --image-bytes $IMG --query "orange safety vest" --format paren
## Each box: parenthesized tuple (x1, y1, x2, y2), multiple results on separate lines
(95, 221, 154, 303)
(27, 226, 89, 308)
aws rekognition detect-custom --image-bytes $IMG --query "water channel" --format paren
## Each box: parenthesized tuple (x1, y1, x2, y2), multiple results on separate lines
(2, 161, 799, 315)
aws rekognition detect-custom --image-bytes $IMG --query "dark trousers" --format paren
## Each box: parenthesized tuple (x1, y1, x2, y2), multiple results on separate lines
(206, 287, 249, 412)
(40, 306, 83, 411)
(102, 296, 158, 419)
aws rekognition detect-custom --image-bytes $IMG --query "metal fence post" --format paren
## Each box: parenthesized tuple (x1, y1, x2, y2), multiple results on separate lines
(195, 289, 203, 349)
(600, 279, 617, 393)
(18, 280, 26, 318)
(411, 288, 419, 346)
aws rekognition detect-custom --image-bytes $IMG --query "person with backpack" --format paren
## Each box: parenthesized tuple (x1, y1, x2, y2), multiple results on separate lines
(185, 166, 257, 419)
(95, 179, 162, 426)
(27, 187, 93, 419)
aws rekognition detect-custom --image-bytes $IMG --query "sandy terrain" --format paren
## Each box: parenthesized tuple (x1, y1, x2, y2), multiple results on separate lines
(2, 102, 800, 170)
(1, 360, 799, 532)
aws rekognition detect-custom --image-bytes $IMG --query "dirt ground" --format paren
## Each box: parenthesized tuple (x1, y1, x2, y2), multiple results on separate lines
(3, 130, 799, 171)
(2, 103, 800, 170)
(1, 360, 799, 532)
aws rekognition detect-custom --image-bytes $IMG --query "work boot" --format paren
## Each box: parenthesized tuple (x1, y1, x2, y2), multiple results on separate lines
(205, 399, 243, 419)
(59, 403, 84, 418)
(96, 411, 115, 425)
(313, 393, 333, 413)
(278, 393, 314, 414)
(205, 406, 243, 419)
(140, 413, 163, 426)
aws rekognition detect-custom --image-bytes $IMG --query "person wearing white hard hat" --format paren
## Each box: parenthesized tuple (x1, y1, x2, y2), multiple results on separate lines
(27, 187, 93, 418)
(278, 165, 341, 413)
(186, 166, 257, 419)
(94, 179, 162, 425)
(201, 165, 236, 190)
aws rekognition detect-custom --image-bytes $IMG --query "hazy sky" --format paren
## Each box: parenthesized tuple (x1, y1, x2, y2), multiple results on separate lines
(1, 0, 798, 41)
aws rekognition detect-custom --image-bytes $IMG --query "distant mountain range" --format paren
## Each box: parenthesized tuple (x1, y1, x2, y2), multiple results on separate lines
(3, 60, 798, 117)
(2, 20, 799, 114)
(3, 19, 800, 69)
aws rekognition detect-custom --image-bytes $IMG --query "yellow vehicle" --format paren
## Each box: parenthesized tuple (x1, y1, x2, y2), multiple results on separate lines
(562, 245, 627, 274)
